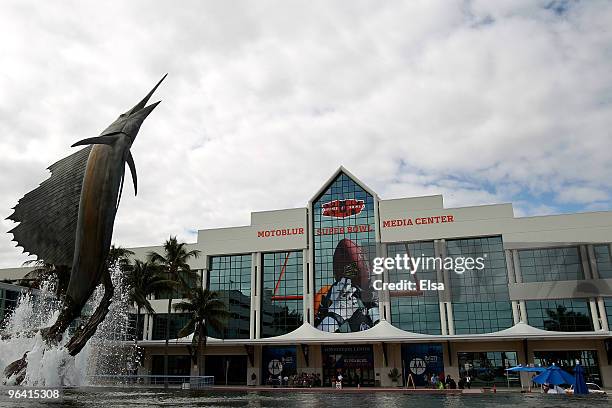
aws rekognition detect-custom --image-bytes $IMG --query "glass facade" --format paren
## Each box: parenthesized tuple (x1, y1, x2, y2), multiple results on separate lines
(606, 298, 612, 328)
(594, 244, 612, 279)
(533, 350, 601, 385)
(312, 172, 378, 333)
(518, 247, 584, 282)
(0, 287, 19, 324)
(458, 351, 519, 387)
(151, 313, 191, 340)
(208, 254, 252, 339)
(261, 251, 304, 337)
(387, 241, 441, 334)
(447, 236, 513, 334)
(525, 299, 593, 331)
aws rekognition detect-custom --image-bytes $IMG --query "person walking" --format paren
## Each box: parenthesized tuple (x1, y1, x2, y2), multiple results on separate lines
(337, 373, 344, 389)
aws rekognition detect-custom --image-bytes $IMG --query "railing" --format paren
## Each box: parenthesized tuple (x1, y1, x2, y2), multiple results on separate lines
(89, 375, 214, 388)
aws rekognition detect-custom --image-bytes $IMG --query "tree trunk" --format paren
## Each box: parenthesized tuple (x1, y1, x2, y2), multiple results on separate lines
(164, 296, 172, 389)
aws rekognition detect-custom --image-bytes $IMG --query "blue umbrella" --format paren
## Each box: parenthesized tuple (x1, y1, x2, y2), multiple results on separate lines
(573, 363, 589, 395)
(524, 367, 547, 373)
(532, 365, 574, 386)
(505, 366, 546, 373)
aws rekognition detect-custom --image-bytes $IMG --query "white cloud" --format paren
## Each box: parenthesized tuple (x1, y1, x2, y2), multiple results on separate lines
(0, 0, 611, 267)
(557, 186, 609, 204)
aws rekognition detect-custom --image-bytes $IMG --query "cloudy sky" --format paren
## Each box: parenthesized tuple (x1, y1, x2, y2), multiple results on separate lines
(0, 0, 611, 267)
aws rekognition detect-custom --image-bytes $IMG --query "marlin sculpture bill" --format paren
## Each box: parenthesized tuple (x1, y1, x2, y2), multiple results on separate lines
(4, 75, 167, 383)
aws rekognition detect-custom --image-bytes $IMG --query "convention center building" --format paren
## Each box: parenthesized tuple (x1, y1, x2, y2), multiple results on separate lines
(2, 167, 612, 388)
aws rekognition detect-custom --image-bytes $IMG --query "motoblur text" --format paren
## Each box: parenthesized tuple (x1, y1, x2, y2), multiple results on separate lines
(371, 254, 487, 292)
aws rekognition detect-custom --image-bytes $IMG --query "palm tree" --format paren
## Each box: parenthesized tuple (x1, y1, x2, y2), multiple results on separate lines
(124, 260, 176, 348)
(147, 236, 201, 387)
(20, 260, 71, 298)
(173, 288, 229, 375)
(106, 245, 134, 275)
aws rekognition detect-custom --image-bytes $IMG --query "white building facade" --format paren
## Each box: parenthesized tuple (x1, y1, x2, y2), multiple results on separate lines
(3, 167, 612, 388)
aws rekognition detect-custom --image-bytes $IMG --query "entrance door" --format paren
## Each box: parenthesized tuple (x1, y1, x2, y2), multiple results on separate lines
(204, 355, 248, 385)
(322, 345, 375, 387)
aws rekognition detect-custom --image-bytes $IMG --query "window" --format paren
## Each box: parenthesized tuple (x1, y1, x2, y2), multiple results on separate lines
(518, 247, 584, 282)
(534, 350, 601, 385)
(312, 171, 378, 333)
(387, 241, 441, 334)
(447, 236, 513, 334)
(526, 299, 593, 331)
(605, 298, 612, 328)
(208, 254, 251, 339)
(151, 313, 191, 340)
(458, 351, 519, 387)
(129, 313, 145, 341)
(261, 251, 304, 337)
(0, 287, 19, 324)
(594, 245, 612, 279)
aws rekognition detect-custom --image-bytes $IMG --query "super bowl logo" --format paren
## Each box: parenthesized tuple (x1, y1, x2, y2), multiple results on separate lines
(322, 199, 365, 218)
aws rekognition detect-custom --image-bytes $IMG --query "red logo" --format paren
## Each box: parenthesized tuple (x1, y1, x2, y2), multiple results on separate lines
(322, 199, 365, 218)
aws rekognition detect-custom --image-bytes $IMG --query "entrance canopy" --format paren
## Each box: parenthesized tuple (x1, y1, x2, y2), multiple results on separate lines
(137, 320, 610, 347)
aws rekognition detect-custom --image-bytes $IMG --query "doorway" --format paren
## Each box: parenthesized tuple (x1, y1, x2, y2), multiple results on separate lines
(204, 355, 248, 385)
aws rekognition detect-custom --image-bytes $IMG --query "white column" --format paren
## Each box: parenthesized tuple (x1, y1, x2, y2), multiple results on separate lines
(506, 249, 520, 324)
(580, 245, 593, 279)
(519, 301, 527, 323)
(302, 248, 310, 324)
(439, 239, 454, 335)
(589, 299, 601, 331)
(435, 240, 448, 335)
(597, 298, 609, 331)
(511, 250, 523, 283)
(587, 245, 600, 279)
(379, 242, 391, 322)
(307, 204, 315, 325)
(250, 252, 260, 339)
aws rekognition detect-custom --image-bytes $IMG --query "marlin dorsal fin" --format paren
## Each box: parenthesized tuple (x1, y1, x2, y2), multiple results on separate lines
(71, 134, 119, 148)
(126, 151, 137, 196)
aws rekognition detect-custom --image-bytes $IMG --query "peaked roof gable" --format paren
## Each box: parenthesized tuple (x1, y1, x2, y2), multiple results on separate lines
(309, 166, 379, 205)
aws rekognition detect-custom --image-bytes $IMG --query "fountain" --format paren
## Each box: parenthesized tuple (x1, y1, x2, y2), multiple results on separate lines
(0, 265, 139, 386)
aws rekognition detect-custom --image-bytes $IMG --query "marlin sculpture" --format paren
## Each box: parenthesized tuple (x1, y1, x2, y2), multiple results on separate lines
(4, 75, 166, 382)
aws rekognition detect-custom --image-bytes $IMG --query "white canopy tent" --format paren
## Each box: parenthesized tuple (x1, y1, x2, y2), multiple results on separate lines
(136, 320, 610, 347)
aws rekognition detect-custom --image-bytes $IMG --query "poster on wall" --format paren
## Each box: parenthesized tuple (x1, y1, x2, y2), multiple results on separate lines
(313, 172, 379, 333)
(401, 344, 444, 386)
(262, 346, 297, 383)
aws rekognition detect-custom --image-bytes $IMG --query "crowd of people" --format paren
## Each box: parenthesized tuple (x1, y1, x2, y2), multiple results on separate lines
(266, 371, 474, 389)
(267, 372, 322, 387)
(424, 373, 472, 389)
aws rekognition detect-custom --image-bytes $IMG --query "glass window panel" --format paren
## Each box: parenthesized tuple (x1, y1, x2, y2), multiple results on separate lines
(526, 299, 594, 331)
(208, 254, 252, 339)
(447, 236, 512, 334)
